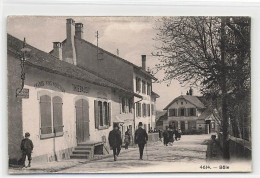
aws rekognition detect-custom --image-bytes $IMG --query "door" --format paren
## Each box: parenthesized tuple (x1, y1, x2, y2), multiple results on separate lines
(75, 99, 90, 143)
(180, 121, 185, 131)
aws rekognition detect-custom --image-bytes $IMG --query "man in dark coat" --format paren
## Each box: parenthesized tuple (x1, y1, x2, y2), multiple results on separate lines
(134, 122, 148, 160)
(108, 123, 122, 161)
(163, 129, 169, 146)
(168, 125, 174, 145)
(20, 132, 34, 167)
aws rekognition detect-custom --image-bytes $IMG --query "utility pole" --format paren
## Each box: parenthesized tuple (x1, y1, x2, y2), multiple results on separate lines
(220, 17, 230, 160)
(96, 31, 99, 60)
(117, 48, 119, 56)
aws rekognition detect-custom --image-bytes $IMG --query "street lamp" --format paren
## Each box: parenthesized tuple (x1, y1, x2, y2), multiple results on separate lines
(16, 38, 31, 97)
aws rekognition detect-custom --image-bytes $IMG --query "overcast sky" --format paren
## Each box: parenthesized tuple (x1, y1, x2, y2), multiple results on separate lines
(7, 16, 201, 110)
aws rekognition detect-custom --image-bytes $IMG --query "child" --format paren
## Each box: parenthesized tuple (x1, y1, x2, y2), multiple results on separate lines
(20, 132, 34, 167)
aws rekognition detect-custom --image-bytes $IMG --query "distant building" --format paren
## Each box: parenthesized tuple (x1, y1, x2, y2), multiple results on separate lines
(163, 90, 219, 134)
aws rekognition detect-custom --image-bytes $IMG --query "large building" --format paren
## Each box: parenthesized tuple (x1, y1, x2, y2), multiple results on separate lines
(162, 90, 219, 134)
(8, 18, 159, 164)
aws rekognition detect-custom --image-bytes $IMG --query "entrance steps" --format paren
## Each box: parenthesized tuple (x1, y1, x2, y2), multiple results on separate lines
(70, 141, 104, 159)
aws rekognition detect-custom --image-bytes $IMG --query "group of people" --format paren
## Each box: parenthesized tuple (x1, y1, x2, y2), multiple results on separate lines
(108, 122, 148, 161)
(19, 122, 148, 166)
(159, 126, 182, 146)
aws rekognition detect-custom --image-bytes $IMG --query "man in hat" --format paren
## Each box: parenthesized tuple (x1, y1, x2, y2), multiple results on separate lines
(108, 123, 122, 161)
(134, 122, 148, 160)
(20, 132, 34, 167)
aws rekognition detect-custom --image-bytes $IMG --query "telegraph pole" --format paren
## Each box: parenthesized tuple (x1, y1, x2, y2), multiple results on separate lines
(96, 31, 99, 60)
(220, 17, 230, 160)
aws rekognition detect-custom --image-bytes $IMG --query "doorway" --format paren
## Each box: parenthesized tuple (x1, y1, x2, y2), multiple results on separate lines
(75, 99, 90, 143)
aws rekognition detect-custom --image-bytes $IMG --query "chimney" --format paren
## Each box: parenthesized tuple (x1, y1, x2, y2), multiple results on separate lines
(141, 55, 146, 70)
(63, 18, 77, 65)
(75, 23, 83, 39)
(189, 87, 193, 96)
(52, 42, 62, 60)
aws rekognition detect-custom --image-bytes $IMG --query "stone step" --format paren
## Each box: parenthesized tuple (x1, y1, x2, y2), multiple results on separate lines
(72, 150, 91, 155)
(70, 154, 89, 159)
(74, 146, 92, 150)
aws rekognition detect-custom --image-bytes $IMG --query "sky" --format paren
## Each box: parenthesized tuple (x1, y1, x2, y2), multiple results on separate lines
(7, 16, 201, 110)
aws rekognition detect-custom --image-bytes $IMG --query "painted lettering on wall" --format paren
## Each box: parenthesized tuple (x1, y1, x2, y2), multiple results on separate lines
(34, 81, 65, 92)
(72, 84, 89, 93)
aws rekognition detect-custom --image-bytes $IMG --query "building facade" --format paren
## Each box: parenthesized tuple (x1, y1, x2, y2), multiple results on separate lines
(8, 18, 158, 164)
(163, 93, 219, 134)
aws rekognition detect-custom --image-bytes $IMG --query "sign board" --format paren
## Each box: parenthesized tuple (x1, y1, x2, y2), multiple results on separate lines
(16, 88, 29, 98)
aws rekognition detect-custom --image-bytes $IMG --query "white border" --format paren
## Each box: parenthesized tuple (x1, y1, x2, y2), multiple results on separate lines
(1, 0, 260, 178)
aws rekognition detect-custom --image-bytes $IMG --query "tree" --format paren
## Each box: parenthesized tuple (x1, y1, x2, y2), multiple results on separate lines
(153, 16, 251, 160)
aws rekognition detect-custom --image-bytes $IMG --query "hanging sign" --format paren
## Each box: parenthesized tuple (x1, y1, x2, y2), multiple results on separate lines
(16, 88, 29, 98)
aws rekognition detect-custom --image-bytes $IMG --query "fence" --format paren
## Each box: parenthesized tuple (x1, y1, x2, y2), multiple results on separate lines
(218, 132, 251, 159)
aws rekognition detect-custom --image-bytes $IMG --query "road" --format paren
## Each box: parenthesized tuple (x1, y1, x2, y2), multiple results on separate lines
(59, 134, 210, 173)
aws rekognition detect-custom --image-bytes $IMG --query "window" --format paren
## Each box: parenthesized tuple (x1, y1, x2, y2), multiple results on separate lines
(142, 80, 146, 94)
(128, 98, 133, 113)
(147, 104, 151, 117)
(151, 104, 155, 115)
(179, 108, 185, 116)
(94, 100, 111, 129)
(169, 109, 177, 116)
(121, 97, 132, 114)
(40, 95, 52, 134)
(136, 103, 142, 117)
(53, 96, 63, 133)
(189, 108, 196, 116)
(98, 101, 103, 126)
(142, 103, 146, 117)
(136, 77, 141, 92)
(121, 97, 126, 113)
(40, 94, 64, 138)
(147, 83, 151, 95)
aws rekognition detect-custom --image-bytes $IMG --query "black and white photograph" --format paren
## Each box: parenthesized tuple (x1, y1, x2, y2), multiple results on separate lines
(7, 16, 251, 173)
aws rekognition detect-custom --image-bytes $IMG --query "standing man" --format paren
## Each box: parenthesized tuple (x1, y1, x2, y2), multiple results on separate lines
(134, 122, 148, 160)
(20, 132, 34, 168)
(108, 123, 122, 161)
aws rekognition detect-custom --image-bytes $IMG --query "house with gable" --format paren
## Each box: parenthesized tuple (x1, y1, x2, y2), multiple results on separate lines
(163, 88, 219, 134)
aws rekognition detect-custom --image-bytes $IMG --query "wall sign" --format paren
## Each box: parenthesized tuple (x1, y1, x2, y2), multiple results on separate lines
(72, 84, 89, 93)
(16, 88, 29, 98)
(34, 81, 65, 92)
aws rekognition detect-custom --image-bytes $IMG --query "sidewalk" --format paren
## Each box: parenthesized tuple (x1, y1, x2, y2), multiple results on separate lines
(8, 146, 138, 174)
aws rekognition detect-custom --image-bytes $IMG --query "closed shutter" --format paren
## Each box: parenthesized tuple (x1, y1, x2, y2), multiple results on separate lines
(40, 95, 52, 134)
(108, 102, 111, 126)
(53, 96, 63, 133)
(178, 108, 181, 116)
(94, 100, 99, 129)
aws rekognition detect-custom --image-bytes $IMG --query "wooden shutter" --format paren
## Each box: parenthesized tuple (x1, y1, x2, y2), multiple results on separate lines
(94, 100, 99, 129)
(40, 95, 52, 134)
(53, 96, 63, 133)
(108, 102, 111, 126)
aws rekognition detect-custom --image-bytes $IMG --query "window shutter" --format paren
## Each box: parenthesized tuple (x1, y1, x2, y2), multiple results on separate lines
(40, 95, 52, 134)
(108, 102, 111, 126)
(178, 108, 181, 116)
(53, 96, 63, 133)
(94, 100, 99, 129)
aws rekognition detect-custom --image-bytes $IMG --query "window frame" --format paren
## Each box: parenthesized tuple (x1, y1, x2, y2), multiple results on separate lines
(95, 99, 111, 130)
(38, 91, 64, 139)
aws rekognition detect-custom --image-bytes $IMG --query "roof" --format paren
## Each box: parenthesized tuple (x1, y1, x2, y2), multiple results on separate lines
(163, 95, 205, 110)
(197, 109, 213, 121)
(7, 34, 142, 98)
(65, 36, 158, 81)
(152, 91, 160, 98)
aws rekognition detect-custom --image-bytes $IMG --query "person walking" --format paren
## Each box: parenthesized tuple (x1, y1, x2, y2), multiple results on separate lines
(174, 128, 179, 141)
(163, 129, 169, 146)
(158, 129, 162, 142)
(20, 132, 34, 168)
(124, 128, 131, 150)
(168, 126, 174, 146)
(108, 123, 122, 161)
(134, 122, 148, 160)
